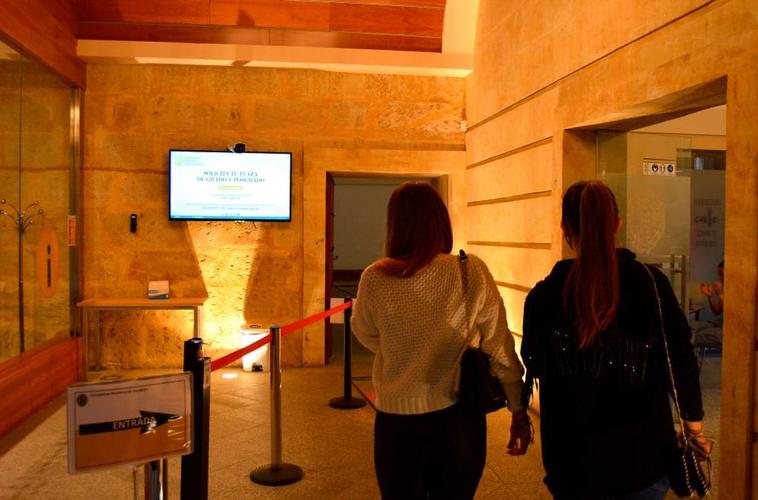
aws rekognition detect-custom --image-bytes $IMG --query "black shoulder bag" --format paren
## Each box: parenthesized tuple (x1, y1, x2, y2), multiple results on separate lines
(643, 264, 712, 498)
(457, 250, 507, 415)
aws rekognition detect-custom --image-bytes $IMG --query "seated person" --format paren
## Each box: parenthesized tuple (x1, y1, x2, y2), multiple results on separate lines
(690, 260, 724, 346)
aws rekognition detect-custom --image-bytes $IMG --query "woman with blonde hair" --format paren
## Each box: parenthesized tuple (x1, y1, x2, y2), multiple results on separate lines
(522, 180, 711, 499)
(352, 181, 531, 499)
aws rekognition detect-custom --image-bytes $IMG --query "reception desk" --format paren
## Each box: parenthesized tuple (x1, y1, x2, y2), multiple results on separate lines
(77, 297, 206, 371)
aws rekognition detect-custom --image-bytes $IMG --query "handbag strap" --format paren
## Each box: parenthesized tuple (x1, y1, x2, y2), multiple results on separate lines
(641, 263, 686, 431)
(457, 250, 480, 348)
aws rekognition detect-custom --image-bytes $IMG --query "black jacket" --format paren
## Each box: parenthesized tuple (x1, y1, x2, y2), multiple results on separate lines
(521, 249, 703, 498)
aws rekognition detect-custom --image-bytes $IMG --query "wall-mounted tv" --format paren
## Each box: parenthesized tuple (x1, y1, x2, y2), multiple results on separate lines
(169, 150, 292, 221)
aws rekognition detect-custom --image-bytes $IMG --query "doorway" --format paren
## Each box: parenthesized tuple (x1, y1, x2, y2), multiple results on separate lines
(324, 175, 443, 364)
(595, 104, 726, 495)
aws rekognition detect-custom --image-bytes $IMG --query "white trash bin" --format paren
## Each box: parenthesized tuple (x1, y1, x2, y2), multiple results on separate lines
(239, 326, 270, 372)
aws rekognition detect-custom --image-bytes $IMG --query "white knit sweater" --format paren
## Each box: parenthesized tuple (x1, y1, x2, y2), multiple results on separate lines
(351, 253, 524, 415)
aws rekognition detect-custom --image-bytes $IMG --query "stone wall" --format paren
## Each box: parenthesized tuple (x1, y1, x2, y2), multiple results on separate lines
(83, 64, 465, 368)
(466, 0, 758, 496)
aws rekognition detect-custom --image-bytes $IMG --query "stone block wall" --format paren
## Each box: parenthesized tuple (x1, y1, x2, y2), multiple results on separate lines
(466, 0, 758, 495)
(83, 64, 465, 368)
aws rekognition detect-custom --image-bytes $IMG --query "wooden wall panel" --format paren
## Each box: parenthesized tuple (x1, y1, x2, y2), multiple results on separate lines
(0, 337, 80, 439)
(466, 141, 553, 202)
(467, 196, 553, 244)
(0, 0, 85, 88)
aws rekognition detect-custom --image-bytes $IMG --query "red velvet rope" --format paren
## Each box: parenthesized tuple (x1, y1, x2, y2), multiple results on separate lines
(281, 300, 352, 335)
(210, 300, 352, 372)
(210, 334, 271, 372)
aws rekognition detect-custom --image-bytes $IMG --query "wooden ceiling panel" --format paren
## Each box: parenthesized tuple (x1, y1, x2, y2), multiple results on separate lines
(210, 1, 330, 30)
(268, 28, 440, 51)
(77, 22, 272, 46)
(78, 0, 211, 24)
(310, 0, 445, 6)
(76, 0, 447, 53)
(330, 4, 444, 37)
(77, 23, 441, 51)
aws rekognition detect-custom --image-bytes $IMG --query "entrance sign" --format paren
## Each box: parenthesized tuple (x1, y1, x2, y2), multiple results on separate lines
(67, 373, 193, 473)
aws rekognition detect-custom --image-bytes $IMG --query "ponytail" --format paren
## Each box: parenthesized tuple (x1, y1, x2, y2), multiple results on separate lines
(562, 181, 620, 348)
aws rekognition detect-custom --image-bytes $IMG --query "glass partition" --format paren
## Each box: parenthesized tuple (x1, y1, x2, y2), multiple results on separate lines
(597, 131, 693, 307)
(0, 40, 22, 360)
(0, 39, 76, 362)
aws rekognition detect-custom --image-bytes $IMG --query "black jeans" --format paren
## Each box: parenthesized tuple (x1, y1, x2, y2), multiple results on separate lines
(374, 404, 487, 500)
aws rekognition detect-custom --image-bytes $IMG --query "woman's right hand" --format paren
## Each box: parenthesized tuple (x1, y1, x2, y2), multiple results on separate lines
(683, 420, 713, 459)
(507, 409, 533, 456)
(699, 282, 714, 297)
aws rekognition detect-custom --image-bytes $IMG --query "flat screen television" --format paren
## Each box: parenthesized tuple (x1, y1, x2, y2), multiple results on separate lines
(169, 150, 292, 221)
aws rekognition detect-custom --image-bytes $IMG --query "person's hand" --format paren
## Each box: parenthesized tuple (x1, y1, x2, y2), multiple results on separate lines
(699, 282, 713, 297)
(507, 409, 533, 456)
(712, 281, 724, 298)
(683, 420, 713, 461)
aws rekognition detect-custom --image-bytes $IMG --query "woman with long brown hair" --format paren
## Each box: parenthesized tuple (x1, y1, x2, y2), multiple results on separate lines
(351, 181, 531, 499)
(521, 180, 711, 499)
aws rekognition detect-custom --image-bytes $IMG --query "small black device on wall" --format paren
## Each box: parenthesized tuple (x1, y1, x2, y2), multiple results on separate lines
(130, 213, 137, 233)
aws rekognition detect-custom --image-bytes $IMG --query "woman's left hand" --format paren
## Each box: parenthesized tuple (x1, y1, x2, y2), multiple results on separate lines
(507, 409, 533, 455)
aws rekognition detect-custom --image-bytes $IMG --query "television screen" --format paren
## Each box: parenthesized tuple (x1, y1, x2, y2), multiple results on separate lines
(169, 150, 292, 221)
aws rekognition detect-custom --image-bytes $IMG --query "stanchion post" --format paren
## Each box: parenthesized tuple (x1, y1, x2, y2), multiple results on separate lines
(250, 327, 303, 486)
(162, 458, 169, 500)
(329, 298, 366, 409)
(145, 460, 160, 499)
(180, 338, 210, 500)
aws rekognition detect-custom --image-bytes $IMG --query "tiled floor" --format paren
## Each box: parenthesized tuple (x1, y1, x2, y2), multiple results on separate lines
(0, 342, 721, 499)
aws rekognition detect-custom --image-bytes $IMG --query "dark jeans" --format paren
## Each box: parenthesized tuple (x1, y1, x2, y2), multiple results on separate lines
(374, 404, 486, 500)
(553, 476, 670, 500)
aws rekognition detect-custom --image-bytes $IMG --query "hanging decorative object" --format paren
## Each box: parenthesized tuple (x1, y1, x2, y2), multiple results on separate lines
(0, 198, 45, 352)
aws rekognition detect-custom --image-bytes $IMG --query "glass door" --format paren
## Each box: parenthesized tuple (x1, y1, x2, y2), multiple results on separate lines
(597, 130, 693, 308)
(19, 55, 74, 352)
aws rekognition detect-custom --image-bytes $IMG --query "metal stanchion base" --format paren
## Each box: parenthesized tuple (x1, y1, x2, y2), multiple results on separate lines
(329, 396, 366, 409)
(250, 464, 303, 486)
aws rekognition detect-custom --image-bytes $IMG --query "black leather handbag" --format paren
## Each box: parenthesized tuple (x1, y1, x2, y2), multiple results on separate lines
(643, 264, 712, 498)
(457, 250, 507, 415)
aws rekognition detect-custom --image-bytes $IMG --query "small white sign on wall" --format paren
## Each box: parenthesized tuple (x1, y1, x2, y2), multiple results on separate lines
(642, 159, 677, 176)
